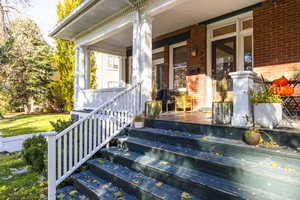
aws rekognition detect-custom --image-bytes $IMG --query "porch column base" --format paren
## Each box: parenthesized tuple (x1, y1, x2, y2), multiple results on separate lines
(230, 71, 257, 127)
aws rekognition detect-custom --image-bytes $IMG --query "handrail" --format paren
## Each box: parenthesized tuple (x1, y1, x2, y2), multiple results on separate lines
(48, 81, 143, 200)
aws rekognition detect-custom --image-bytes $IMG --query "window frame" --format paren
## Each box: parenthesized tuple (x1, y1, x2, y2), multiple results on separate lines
(169, 41, 187, 89)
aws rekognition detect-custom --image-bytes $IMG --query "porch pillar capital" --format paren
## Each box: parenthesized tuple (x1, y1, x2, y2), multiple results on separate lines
(229, 71, 257, 127)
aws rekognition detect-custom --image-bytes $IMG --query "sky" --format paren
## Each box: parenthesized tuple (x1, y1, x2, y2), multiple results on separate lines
(24, 0, 61, 45)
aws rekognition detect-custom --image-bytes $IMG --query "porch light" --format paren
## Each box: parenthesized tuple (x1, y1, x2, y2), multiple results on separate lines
(191, 47, 198, 57)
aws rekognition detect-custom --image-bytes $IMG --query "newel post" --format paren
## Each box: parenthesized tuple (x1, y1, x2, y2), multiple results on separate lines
(229, 71, 257, 127)
(48, 133, 56, 200)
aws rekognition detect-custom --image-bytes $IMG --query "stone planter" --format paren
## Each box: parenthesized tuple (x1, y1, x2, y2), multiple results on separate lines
(134, 121, 144, 129)
(212, 102, 233, 124)
(253, 103, 282, 129)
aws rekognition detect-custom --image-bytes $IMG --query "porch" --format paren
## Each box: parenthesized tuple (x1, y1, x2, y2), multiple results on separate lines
(48, 0, 300, 199)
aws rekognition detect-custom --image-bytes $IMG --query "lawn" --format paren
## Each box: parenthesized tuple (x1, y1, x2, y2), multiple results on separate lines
(0, 153, 47, 200)
(0, 113, 70, 137)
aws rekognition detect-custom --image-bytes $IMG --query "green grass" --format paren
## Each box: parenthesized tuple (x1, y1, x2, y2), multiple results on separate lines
(0, 113, 70, 137)
(0, 153, 47, 200)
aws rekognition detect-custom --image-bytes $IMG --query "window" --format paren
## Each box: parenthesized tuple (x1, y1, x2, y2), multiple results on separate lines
(244, 35, 253, 71)
(171, 44, 187, 89)
(173, 46, 187, 68)
(108, 56, 119, 70)
(242, 19, 253, 30)
(213, 24, 236, 37)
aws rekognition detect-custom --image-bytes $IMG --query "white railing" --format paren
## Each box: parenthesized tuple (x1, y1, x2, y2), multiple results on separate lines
(47, 81, 143, 200)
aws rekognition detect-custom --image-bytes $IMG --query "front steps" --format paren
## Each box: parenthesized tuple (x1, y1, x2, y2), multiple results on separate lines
(57, 119, 300, 200)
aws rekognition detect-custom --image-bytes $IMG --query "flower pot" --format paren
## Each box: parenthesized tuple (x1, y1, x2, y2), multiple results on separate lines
(134, 121, 144, 129)
(253, 103, 282, 129)
(212, 102, 233, 124)
(145, 100, 162, 119)
(244, 131, 261, 145)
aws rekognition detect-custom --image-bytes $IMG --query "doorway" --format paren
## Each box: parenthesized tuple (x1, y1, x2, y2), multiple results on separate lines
(212, 36, 236, 102)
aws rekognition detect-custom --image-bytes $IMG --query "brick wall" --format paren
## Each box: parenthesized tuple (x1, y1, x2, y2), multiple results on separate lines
(186, 25, 207, 110)
(253, 0, 300, 94)
(151, 24, 208, 111)
(253, 0, 300, 67)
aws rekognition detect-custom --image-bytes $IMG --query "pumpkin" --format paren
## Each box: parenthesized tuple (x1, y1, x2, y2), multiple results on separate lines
(269, 86, 294, 96)
(272, 76, 289, 86)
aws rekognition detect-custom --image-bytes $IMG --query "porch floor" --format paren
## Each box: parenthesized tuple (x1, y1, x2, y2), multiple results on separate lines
(159, 111, 213, 125)
(159, 111, 300, 132)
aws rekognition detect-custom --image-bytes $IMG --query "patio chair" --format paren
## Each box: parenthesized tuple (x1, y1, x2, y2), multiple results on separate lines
(175, 95, 193, 112)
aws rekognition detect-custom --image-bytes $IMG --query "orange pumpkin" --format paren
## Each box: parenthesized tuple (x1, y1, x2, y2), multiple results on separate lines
(269, 86, 294, 96)
(272, 76, 289, 86)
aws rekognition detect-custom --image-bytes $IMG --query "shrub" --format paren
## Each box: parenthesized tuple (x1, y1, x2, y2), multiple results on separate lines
(22, 135, 47, 172)
(250, 88, 282, 104)
(50, 119, 73, 133)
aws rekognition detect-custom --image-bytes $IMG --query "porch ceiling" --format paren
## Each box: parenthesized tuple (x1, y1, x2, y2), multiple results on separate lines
(89, 0, 264, 50)
(49, 0, 130, 40)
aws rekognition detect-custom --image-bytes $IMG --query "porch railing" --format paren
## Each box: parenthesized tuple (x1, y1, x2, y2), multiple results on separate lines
(47, 81, 143, 200)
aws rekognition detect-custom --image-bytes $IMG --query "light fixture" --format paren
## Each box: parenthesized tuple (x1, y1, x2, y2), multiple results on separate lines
(191, 47, 198, 57)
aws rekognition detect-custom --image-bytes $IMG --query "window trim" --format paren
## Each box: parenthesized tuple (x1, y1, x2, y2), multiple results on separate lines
(169, 41, 187, 89)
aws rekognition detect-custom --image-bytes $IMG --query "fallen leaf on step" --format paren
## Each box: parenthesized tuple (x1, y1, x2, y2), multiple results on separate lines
(57, 193, 65, 199)
(97, 160, 105, 164)
(181, 192, 191, 200)
(113, 191, 123, 198)
(201, 137, 209, 140)
(159, 161, 169, 165)
(155, 182, 163, 187)
(69, 190, 78, 197)
(131, 179, 140, 184)
(271, 161, 278, 168)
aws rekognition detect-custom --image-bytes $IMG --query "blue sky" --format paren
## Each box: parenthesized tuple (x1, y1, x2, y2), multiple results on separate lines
(25, 0, 61, 45)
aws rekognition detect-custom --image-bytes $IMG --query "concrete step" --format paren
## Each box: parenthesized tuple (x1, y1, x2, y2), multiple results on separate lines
(127, 127, 300, 169)
(120, 136, 300, 199)
(88, 158, 200, 200)
(71, 171, 137, 200)
(56, 186, 89, 200)
(145, 119, 300, 149)
(101, 147, 282, 200)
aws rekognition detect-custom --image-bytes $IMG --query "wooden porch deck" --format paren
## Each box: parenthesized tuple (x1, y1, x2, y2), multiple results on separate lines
(158, 111, 300, 131)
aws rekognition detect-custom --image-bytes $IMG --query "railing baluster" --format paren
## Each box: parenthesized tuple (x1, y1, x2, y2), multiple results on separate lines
(57, 137, 62, 179)
(98, 116, 101, 145)
(74, 126, 78, 165)
(69, 129, 73, 169)
(63, 134, 67, 173)
(84, 120, 88, 157)
(89, 117, 92, 153)
(79, 123, 83, 160)
(94, 115, 97, 149)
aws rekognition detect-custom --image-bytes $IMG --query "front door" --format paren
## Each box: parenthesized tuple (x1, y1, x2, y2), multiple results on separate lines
(212, 36, 236, 102)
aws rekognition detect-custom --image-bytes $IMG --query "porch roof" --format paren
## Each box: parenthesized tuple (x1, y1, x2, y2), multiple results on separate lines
(50, 0, 265, 45)
(49, 0, 135, 40)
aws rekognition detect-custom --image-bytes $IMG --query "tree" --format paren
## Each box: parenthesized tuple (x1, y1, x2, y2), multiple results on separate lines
(0, 18, 54, 113)
(0, 0, 30, 38)
(52, 0, 83, 111)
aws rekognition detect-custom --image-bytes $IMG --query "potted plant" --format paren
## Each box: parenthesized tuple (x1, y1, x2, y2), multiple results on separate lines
(250, 88, 282, 129)
(145, 86, 162, 119)
(133, 115, 144, 128)
(244, 128, 261, 145)
(212, 75, 233, 124)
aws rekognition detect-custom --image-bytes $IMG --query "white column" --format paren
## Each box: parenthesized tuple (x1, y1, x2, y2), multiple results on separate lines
(74, 46, 88, 110)
(230, 71, 257, 127)
(132, 12, 141, 84)
(132, 11, 153, 101)
(84, 49, 91, 89)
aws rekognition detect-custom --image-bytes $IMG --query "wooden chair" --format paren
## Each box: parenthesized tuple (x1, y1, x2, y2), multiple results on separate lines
(175, 95, 193, 112)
